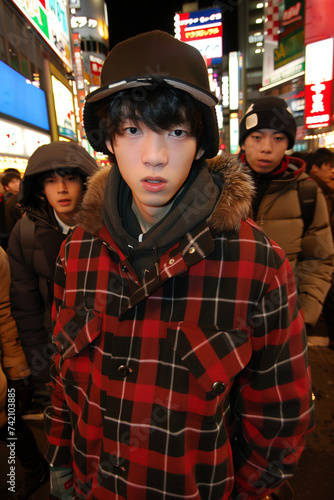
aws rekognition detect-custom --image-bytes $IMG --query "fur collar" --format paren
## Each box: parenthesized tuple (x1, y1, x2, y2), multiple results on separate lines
(76, 154, 254, 236)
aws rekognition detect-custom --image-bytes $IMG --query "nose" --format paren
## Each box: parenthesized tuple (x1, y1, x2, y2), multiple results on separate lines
(141, 132, 168, 168)
(260, 136, 273, 153)
(57, 178, 68, 192)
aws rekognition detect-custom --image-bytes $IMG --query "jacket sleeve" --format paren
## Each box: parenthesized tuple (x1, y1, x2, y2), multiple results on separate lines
(297, 186, 334, 325)
(44, 247, 73, 468)
(7, 220, 52, 383)
(230, 251, 314, 498)
(0, 247, 30, 382)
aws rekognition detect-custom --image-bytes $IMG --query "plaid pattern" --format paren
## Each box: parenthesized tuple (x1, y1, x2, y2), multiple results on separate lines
(45, 219, 314, 500)
(265, 0, 280, 42)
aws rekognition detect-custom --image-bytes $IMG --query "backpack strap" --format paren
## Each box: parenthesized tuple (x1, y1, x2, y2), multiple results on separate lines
(19, 215, 36, 269)
(297, 178, 318, 235)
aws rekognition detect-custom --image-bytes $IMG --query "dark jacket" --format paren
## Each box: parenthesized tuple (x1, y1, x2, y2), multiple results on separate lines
(0, 191, 7, 249)
(8, 210, 66, 383)
(7, 141, 98, 384)
(45, 155, 314, 500)
(5, 193, 22, 234)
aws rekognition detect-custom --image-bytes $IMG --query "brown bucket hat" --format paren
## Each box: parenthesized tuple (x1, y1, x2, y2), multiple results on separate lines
(83, 30, 219, 158)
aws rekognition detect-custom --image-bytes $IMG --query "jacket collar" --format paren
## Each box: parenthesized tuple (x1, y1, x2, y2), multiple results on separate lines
(76, 154, 254, 238)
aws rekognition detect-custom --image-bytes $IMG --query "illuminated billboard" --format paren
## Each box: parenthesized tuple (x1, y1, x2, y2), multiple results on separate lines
(11, 0, 72, 70)
(304, 38, 333, 129)
(262, 0, 305, 89)
(0, 61, 49, 131)
(0, 118, 50, 159)
(174, 7, 222, 66)
(51, 76, 77, 140)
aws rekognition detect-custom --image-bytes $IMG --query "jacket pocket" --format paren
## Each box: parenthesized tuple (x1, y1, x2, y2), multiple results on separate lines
(53, 307, 104, 428)
(53, 307, 102, 360)
(165, 323, 252, 415)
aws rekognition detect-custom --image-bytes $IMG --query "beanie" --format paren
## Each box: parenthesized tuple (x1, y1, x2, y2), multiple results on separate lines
(83, 30, 219, 159)
(239, 96, 296, 149)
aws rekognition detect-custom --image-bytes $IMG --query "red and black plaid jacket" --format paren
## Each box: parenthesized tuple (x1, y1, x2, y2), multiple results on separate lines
(45, 157, 314, 500)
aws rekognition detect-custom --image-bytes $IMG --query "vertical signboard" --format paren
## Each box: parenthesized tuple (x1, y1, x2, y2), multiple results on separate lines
(229, 52, 239, 110)
(304, 38, 333, 129)
(229, 113, 239, 154)
(262, 0, 305, 88)
(274, 0, 305, 69)
(51, 76, 77, 140)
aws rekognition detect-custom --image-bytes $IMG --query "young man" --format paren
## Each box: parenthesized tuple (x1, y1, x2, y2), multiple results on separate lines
(239, 97, 334, 329)
(306, 148, 334, 348)
(7, 141, 97, 414)
(0, 171, 21, 202)
(45, 31, 314, 500)
(306, 147, 334, 222)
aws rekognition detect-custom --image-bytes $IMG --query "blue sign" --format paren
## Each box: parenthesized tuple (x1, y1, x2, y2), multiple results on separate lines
(0, 61, 49, 131)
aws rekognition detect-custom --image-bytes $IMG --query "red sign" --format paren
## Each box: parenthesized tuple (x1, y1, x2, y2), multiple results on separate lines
(305, 0, 334, 45)
(175, 8, 222, 66)
(304, 79, 332, 128)
(90, 59, 103, 77)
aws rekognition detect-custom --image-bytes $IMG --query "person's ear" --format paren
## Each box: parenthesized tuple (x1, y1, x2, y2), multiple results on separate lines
(195, 147, 205, 160)
(105, 139, 114, 154)
(310, 164, 319, 173)
(241, 144, 245, 151)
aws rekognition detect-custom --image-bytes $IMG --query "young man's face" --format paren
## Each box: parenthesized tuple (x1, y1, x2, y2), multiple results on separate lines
(5, 177, 21, 195)
(107, 120, 202, 231)
(242, 128, 289, 174)
(310, 162, 334, 184)
(43, 173, 84, 225)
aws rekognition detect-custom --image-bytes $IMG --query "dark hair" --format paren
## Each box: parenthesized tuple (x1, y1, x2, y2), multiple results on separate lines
(305, 148, 334, 173)
(97, 86, 204, 164)
(39, 168, 85, 192)
(4, 168, 21, 175)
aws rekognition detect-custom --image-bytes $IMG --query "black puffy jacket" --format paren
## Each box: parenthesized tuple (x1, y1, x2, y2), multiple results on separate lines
(7, 141, 98, 383)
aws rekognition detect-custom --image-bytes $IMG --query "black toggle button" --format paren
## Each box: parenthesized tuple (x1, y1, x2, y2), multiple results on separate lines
(121, 265, 128, 272)
(212, 381, 225, 394)
(113, 464, 125, 475)
(58, 343, 65, 354)
(117, 365, 130, 377)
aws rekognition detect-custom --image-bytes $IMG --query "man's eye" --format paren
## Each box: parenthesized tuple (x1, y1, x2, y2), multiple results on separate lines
(126, 127, 139, 135)
(171, 129, 186, 137)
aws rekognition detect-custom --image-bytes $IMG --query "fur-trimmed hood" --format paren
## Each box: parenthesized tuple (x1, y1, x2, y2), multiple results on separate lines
(77, 154, 254, 236)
